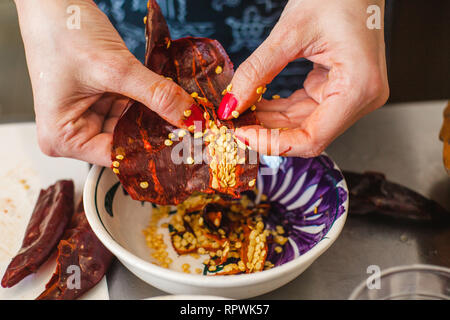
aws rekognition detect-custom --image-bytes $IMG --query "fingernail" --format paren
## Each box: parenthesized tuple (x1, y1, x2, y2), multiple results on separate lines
(218, 93, 238, 120)
(183, 104, 205, 129)
(235, 135, 250, 146)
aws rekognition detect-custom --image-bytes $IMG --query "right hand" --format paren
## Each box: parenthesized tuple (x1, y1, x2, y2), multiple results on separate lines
(219, 0, 389, 158)
(15, 0, 198, 166)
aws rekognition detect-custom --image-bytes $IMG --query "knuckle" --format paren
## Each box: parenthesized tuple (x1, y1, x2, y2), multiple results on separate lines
(305, 132, 327, 158)
(94, 54, 135, 89)
(378, 80, 390, 105)
(111, 59, 134, 81)
(39, 120, 85, 159)
(238, 54, 265, 84)
(307, 143, 326, 158)
(148, 79, 184, 114)
(270, 18, 313, 58)
(57, 120, 85, 156)
(36, 128, 59, 157)
(366, 67, 390, 106)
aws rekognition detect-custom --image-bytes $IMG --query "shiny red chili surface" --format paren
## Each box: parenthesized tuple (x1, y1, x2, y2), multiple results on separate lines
(1, 180, 74, 288)
(112, 0, 259, 205)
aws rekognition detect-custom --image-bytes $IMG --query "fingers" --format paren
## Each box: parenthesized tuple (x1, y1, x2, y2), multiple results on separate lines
(303, 65, 330, 103)
(235, 93, 357, 158)
(218, 22, 301, 120)
(36, 95, 129, 167)
(256, 97, 317, 129)
(252, 89, 317, 129)
(69, 133, 113, 167)
(104, 57, 203, 128)
(255, 89, 310, 112)
(235, 125, 311, 157)
(99, 95, 130, 133)
(239, 58, 389, 157)
(37, 121, 113, 167)
(89, 93, 126, 119)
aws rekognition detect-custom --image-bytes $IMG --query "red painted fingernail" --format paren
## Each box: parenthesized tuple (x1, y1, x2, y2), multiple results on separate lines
(218, 93, 238, 120)
(183, 104, 205, 130)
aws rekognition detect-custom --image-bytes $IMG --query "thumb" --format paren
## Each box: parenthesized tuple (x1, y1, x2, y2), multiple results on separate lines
(108, 58, 202, 128)
(218, 23, 300, 120)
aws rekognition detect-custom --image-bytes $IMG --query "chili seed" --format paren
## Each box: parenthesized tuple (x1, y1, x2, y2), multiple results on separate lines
(140, 181, 149, 189)
(184, 109, 192, 117)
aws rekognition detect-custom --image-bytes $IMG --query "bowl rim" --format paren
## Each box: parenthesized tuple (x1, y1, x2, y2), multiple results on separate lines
(83, 157, 349, 287)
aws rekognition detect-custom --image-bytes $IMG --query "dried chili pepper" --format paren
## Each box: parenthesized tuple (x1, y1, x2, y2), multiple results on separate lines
(1, 180, 74, 288)
(439, 102, 450, 174)
(158, 193, 270, 274)
(112, 0, 259, 205)
(36, 199, 113, 300)
(343, 171, 450, 223)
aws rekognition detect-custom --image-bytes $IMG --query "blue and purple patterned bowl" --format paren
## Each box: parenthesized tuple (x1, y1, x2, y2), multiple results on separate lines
(84, 154, 348, 299)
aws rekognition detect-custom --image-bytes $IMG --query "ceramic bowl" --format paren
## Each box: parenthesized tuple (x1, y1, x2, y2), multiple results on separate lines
(84, 155, 348, 299)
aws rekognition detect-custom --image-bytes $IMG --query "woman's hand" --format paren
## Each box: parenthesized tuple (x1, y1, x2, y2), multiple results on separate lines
(219, 0, 389, 157)
(15, 0, 197, 166)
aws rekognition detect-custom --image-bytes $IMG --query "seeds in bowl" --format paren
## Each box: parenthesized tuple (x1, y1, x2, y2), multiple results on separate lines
(143, 191, 287, 275)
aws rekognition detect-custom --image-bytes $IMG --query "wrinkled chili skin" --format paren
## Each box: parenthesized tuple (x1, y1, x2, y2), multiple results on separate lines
(1, 180, 74, 288)
(112, 0, 259, 205)
(344, 171, 450, 223)
(36, 200, 113, 300)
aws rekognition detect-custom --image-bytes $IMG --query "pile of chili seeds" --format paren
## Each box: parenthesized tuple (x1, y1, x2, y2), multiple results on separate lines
(143, 191, 289, 275)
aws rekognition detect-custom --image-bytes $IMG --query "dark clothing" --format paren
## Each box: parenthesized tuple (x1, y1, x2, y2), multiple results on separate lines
(95, 0, 312, 96)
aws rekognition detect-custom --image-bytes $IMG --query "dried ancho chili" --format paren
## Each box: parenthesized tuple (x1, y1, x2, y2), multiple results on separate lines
(36, 200, 113, 300)
(344, 171, 450, 223)
(112, 0, 259, 205)
(1, 180, 74, 288)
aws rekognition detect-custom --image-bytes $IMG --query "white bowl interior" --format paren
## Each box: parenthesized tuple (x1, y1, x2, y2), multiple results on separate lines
(95, 173, 211, 272)
(84, 156, 348, 298)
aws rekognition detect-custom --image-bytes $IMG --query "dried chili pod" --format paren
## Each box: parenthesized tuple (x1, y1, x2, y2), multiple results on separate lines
(1, 180, 74, 288)
(439, 102, 450, 174)
(203, 203, 225, 231)
(112, 0, 259, 205)
(343, 170, 450, 223)
(36, 200, 113, 300)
